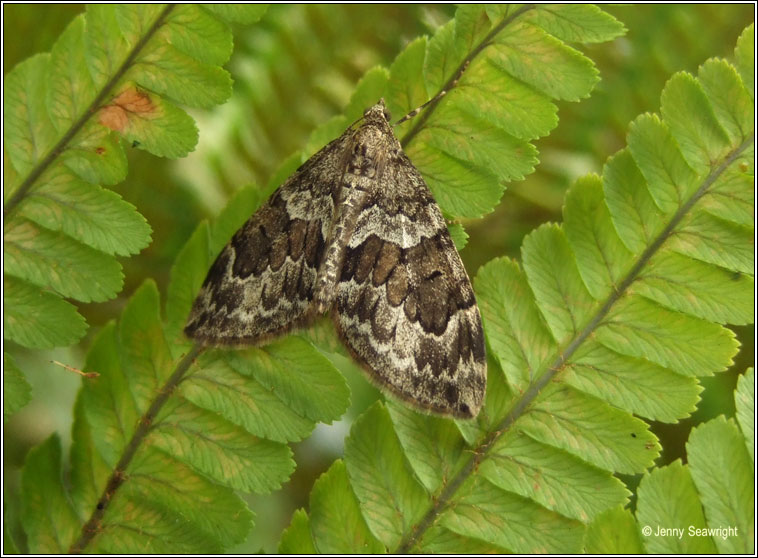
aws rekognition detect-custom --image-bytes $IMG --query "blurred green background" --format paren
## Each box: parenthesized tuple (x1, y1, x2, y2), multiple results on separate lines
(3, 4, 754, 553)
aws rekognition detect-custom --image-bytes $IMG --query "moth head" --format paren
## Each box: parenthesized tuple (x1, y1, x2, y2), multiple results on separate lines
(364, 98, 391, 123)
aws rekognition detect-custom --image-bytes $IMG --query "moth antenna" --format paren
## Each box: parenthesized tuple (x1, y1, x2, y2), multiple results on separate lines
(393, 60, 470, 127)
(394, 92, 445, 126)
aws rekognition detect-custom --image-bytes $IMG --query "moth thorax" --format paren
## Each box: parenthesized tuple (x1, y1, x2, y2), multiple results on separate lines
(349, 128, 395, 178)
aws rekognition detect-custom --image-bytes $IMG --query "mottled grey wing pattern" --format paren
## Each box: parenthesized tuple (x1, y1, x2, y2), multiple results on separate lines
(332, 147, 487, 419)
(184, 135, 347, 344)
(186, 100, 487, 418)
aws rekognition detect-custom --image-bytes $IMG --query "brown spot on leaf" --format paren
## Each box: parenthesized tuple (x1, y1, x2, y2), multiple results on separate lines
(95, 146, 106, 155)
(99, 87, 156, 132)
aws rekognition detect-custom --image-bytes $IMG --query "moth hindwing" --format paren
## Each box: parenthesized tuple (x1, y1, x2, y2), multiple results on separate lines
(185, 99, 486, 418)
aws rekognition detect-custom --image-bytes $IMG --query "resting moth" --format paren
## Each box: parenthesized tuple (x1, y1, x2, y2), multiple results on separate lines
(185, 99, 486, 418)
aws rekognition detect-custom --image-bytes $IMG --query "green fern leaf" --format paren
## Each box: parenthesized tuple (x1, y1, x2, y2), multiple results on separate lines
(562, 343, 701, 424)
(441, 475, 585, 553)
(4, 54, 59, 178)
(227, 339, 350, 423)
(517, 382, 659, 474)
(4, 275, 87, 349)
(416, 523, 508, 553)
(637, 460, 719, 553)
(202, 4, 269, 26)
(635, 369, 754, 553)
(20, 435, 81, 553)
(308, 460, 385, 554)
(151, 396, 293, 494)
(16, 167, 150, 256)
(98, 86, 199, 158)
(3, 353, 31, 422)
(584, 506, 644, 553)
(344, 403, 430, 548)
(519, 4, 626, 43)
(480, 427, 629, 522)
(278, 509, 317, 554)
(281, 17, 753, 554)
(447, 222, 469, 251)
(4, 218, 124, 302)
(180, 351, 313, 443)
(386, 401, 469, 494)
(735, 368, 754, 462)
(423, 19, 461, 99)
(3, 5, 267, 419)
(686, 416, 753, 553)
(79, 325, 254, 552)
(734, 23, 754, 99)
(387, 36, 428, 117)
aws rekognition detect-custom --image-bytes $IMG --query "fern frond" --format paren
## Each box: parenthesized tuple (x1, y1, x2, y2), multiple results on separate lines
(18, 241, 349, 552)
(535, 5, 754, 205)
(3, 5, 266, 416)
(282, 20, 754, 554)
(591, 368, 754, 553)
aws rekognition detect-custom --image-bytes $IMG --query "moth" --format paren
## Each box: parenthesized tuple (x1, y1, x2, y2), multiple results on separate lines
(185, 99, 486, 418)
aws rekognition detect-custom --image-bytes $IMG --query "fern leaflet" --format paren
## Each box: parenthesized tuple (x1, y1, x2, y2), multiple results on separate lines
(3, 5, 266, 419)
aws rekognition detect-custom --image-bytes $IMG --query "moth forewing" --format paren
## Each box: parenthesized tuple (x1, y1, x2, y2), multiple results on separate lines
(185, 99, 486, 418)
